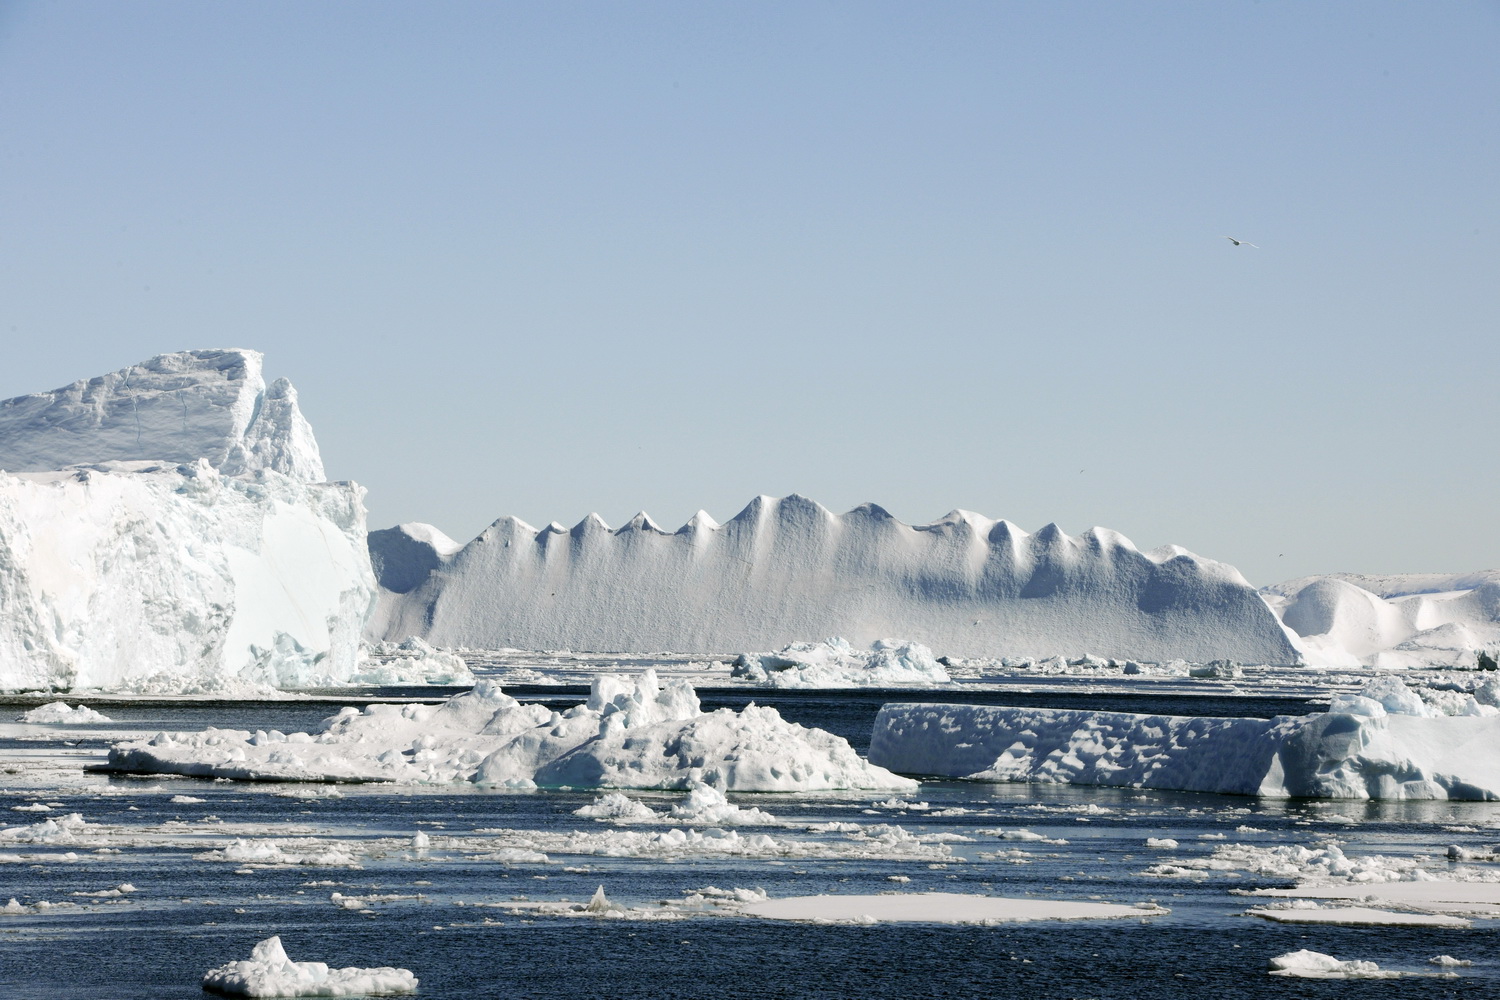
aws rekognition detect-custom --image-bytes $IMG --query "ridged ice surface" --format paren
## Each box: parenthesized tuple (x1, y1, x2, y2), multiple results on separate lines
(378, 496, 1306, 662)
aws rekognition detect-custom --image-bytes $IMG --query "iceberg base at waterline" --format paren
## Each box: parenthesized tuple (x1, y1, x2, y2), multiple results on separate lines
(105, 671, 915, 792)
(869, 678, 1500, 800)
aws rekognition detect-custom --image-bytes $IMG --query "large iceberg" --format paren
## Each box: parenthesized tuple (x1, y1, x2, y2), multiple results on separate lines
(868, 678, 1500, 800)
(106, 671, 916, 792)
(375, 496, 1307, 663)
(1263, 571, 1500, 668)
(0, 350, 375, 692)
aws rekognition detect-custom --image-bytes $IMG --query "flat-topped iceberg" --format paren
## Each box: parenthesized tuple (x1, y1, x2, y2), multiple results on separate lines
(106, 671, 916, 792)
(869, 678, 1500, 800)
(731, 637, 951, 688)
(375, 496, 1307, 663)
(0, 350, 378, 693)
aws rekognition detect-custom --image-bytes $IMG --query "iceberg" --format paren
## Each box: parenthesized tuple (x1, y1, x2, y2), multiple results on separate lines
(0, 350, 376, 693)
(868, 677, 1500, 800)
(201, 936, 416, 996)
(1264, 571, 1500, 668)
(376, 496, 1307, 663)
(106, 671, 916, 792)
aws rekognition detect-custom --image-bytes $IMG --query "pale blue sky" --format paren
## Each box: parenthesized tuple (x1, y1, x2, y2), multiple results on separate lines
(2, 1, 1496, 585)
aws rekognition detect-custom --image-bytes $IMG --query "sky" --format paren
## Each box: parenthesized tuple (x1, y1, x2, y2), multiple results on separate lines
(1, 1, 1496, 586)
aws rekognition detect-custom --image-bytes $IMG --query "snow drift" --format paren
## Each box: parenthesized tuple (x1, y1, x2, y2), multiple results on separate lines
(106, 671, 916, 792)
(0, 350, 375, 692)
(377, 496, 1306, 662)
(1264, 571, 1500, 668)
(868, 677, 1500, 800)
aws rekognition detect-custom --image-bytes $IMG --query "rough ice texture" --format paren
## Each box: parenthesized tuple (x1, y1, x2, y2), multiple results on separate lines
(0, 349, 325, 482)
(201, 936, 416, 997)
(17, 702, 112, 724)
(0, 461, 374, 692)
(353, 638, 474, 685)
(1263, 571, 1500, 668)
(869, 678, 1500, 800)
(731, 637, 951, 688)
(107, 672, 916, 792)
(377, 495, 1306, 662)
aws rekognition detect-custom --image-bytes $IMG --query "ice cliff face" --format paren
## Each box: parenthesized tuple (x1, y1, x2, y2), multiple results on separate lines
(1263, 572, 1500, 669)
(377, 495, 1306, 663)
(0, 350, 374, 692)
(0, 349, 325, 482)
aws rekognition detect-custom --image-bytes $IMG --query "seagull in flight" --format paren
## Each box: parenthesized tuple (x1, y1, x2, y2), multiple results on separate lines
(1224, 236, 1259, 247)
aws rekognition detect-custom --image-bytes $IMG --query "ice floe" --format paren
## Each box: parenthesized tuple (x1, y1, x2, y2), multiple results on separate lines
(730, 637, 951, 688)
(870, 676, 1500, 799)
(201, 936, 417, 996)
(18, 702, 112, 724)
(1267, 950, 1404, 979)
(106, 672, 915, 792)
(740, 891, 1168, 925)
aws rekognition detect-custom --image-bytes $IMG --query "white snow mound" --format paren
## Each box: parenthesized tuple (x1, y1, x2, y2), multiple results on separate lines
(201, 935, 416, 996)
(377, 496, 1306, 662)
(18, 702, 112, 724)
(870, 676, 1500, 800)
(731, 637, 951, 688)
(0, 349, 324, 482)
(107, 671, 915, 792)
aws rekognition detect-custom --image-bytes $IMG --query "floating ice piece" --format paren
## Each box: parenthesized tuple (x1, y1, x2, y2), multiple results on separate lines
(1249, 905, 1470, 928)
(731, 637, 951, 688)
(108, 673, 914, 792)
(1266, 950, 1416, 979)
(870, 702, 1500, 800)
(201, 935, 417, 996)
(740, 892, 1168, 925)
(353, 638, 474, 686)
(17, 702, 112, 724)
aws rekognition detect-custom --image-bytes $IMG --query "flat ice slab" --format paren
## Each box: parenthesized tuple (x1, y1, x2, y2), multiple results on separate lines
(741, 891, 1165, 924)
(870, 697, 1500, 800)
(1248, 906, 1470, 928)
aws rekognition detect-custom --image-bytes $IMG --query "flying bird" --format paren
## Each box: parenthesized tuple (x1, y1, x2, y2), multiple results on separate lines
(1224, 236, 1259, 247)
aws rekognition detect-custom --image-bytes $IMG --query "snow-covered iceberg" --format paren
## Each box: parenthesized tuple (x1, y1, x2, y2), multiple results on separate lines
(731, 637, 951, 688)
(868, 677, 1500, 800)
(0, 350, 376, 692)
(201, 936, 417, 997)
(376, 496, 1306, 663)
(106, 671, 916, 792)
(1264, 571, 1500, 668)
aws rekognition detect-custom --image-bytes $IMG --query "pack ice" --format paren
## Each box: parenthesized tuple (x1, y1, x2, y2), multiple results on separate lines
(373, 496, 1306, 663)
(869, 677, 1500, 800)
(0, 349, 375, 692)
(107, 671, 917, 791)
(1264, 571, 1500, 668)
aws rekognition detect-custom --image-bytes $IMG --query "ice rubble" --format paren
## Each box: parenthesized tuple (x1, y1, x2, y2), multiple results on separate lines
(201, 936, 417, 997)
(106, 671, 916, 792)
(352, 637, 474, 685)
(375, 496, 1307, 663)
(18, 702, 112, 724)
(869, 676, 1500, 800)
(0, 349, 377, 693)
(731, 637, 951, 688)
(1264, 570, 1500, 668)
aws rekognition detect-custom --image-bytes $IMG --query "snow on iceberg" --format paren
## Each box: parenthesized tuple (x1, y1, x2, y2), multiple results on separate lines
(731, 637, 951, 688)
(0, 349, 324, 482)
(18, 702, 111, 724)
(201, 936, 416, 996)
(1263, 571, 1500, 668)
(869, 677, 1500, 800)
(0, 349, 377, 693)
(106, 671, 916, 792)
(376, 496, 1307, 663)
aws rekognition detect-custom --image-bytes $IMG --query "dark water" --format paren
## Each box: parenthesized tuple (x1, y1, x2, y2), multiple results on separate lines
(0, 692, 1494, 999)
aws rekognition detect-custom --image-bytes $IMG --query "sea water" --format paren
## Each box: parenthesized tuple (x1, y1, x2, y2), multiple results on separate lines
(0, 692, 1494, 999)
